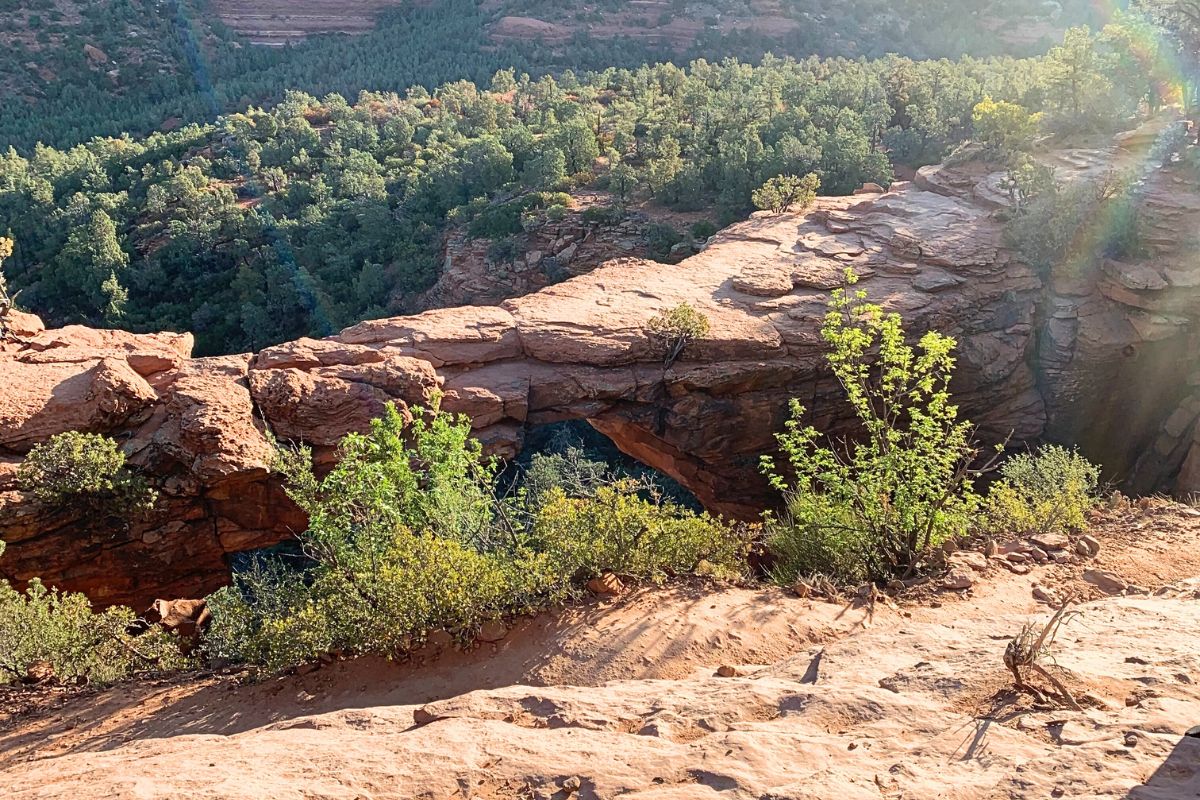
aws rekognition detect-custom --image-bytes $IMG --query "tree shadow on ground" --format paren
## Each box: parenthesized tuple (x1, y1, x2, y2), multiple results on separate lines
(1124, 732, 1200, 799)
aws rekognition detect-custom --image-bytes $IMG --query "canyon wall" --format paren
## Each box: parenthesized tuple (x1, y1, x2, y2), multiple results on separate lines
(3, 143, 1200, 607)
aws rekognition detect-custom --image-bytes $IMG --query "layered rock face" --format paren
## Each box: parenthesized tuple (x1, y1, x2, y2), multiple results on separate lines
(2, 142, 1197, 607)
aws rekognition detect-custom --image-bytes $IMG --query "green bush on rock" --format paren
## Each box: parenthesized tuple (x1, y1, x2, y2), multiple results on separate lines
(17, 431, 156, 516)
(983, 445, 1101, 538)
(0, 579, 189, 685)
(205, 399, 748, 673)
(762, 272, 984, 585)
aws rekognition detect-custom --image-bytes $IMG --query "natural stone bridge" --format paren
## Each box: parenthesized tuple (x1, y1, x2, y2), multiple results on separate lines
(4, 141, 1200, 607)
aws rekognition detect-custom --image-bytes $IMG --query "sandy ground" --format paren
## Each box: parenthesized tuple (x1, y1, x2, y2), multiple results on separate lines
(3, 500, 1200, 799)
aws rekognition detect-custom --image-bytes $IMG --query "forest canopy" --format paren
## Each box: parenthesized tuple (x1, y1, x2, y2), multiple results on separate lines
(0, 14, 1177, 355)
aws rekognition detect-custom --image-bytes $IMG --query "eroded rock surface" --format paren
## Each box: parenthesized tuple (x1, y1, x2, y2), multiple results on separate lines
(3, 143, 1200, 607)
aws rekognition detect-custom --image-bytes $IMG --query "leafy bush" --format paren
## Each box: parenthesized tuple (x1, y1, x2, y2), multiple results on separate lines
(647, 302, 710, 365)
(762, 273, 983, 585)
(1005, 170, 1143, 273)
(468, 201, 526, 239)
(972, 96, 1042, 156)
(643, 222, 684, 260)
(17, 431, 156, 516)
(982, 446, 1101, 537)
(205, 400, 746, 672)
(487, 237, 520, 264)
(581, 203, 625, 226)
(534, 482, 748, 582)
(752, 173, 820, 214)
(0, 579, 189, 685)
(690, 220, 718, 240)
(523, 446, 610, 507)
(0, 235, 16, 337)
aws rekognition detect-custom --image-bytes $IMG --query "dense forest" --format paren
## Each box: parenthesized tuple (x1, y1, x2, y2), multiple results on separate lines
(0, 0, 1101, 152)
(0, 16, 1167, 355)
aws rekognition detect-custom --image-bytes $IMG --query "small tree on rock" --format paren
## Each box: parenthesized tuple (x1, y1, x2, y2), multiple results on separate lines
(648, 302, 710, 366)
(18, 431, 157, 517)
(0, 236, 17, 340)
(752, 173, 820, 214)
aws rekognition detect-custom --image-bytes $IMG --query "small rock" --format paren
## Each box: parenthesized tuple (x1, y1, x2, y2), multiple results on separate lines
(1124, 731, 1139, 748)
(1004, 562, 1031, 575)
(982, 539, 999, 557)
(1084, 569, 1128, 595)
(1076, 535, 1101, 557)
(941, 538, 959, 554)
(1049, 550, 1072, 563)
(413, 707, 442, 725)
(586, 572, 625, 596)
(1030, 532, 1070, 552)
(296, 662, 320, 676)
(426, 629, 454, 650)
(716, 665, 744, 678)
(478, 620, 508, 643)
(637, 720, 670, 737)
(1006, 552, 1029, 564)
(1029, 547, 1049, 564)
(1032, 585, 1058, 605)
(561, 776, 582, 794)
(940, 568, 975, 591)
(949, 551, 988, 573)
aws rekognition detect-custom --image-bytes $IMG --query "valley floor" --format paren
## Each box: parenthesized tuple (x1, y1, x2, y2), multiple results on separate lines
(3, 501, 1200, 799)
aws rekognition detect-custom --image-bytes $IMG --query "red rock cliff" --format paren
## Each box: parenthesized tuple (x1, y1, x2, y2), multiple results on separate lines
(4, 143, 1198, 607)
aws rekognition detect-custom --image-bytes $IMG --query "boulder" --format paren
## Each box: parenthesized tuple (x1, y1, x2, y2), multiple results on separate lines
(1084, 569, 1129, 595)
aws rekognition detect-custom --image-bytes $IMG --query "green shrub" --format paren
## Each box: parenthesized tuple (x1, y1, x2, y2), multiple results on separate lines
(972, 96, 1042, 156)
(647, 302, 710, 366)
(752, 173, 820, 214)
(205, 400, 746, 673)
(643, 222, 684, 260)
(487, 236, 519, 263)
(534, 482, 748, 583)
(762, 273, 983, 585)
(1005, 170, 1143, 274)
(581, 203, 624, 226)
(982, 446, 1101, 537)
(690, 220, 718, 240)
(468, 201, 525, 239)
(0, 579, 189, 685)
(523, 446, 610, 506)
(17, 431, 156, 516)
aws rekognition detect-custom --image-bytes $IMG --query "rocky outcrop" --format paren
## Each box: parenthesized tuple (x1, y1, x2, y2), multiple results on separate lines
(411, 196, 689, 312)
(208, 0, 404, 45)
(4, 140, 1200, 607)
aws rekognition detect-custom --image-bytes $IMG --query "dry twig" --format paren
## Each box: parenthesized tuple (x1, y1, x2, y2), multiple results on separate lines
(1003, 597, 1083, 711)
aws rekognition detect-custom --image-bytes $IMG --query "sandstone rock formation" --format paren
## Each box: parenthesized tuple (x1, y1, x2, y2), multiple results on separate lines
(3, 142, 1200, 607)
(411, 193, 705, 312)
(208, 0, 403, 44)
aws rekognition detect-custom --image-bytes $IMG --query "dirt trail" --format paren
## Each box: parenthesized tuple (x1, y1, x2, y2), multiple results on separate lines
(3, 501, 1200, 799)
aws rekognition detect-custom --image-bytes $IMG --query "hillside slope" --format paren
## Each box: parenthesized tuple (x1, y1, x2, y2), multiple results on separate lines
(3, 501, 1200, 798)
